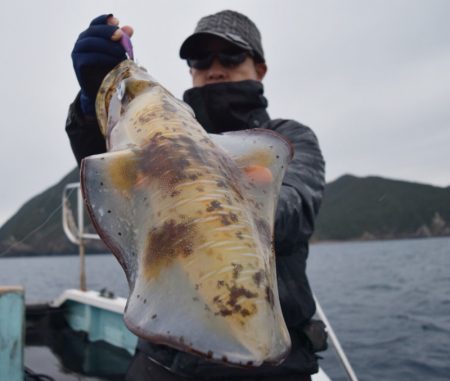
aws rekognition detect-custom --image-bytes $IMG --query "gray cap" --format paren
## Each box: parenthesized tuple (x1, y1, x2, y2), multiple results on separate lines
(179, 10, 265, 63)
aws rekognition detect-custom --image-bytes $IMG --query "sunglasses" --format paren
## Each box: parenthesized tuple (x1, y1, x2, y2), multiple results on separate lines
(187, 50, 252, 70)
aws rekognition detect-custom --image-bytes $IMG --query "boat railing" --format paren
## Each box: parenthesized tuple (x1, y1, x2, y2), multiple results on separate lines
(62, 182, 101, 244)
(62, 182, 101, 291)
(61, 182, 359, 381)
(314, 296, 359, 381)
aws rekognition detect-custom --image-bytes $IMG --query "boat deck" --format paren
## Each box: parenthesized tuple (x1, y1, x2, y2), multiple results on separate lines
(24, 300, 330, 381)
(25, 303, 131, 381)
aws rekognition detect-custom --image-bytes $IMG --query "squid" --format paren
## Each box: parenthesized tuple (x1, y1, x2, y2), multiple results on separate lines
(81, 60, 293, 367)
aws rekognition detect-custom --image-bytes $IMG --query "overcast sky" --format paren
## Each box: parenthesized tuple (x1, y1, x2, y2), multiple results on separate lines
(0, 0, 449, 225)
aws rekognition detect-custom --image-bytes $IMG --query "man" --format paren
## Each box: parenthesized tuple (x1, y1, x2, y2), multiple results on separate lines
(67, 10, 326, 381)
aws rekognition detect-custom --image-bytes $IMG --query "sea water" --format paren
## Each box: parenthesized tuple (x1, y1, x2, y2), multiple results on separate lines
(0, 237, 449, 381)
(308, 237, 450, 381)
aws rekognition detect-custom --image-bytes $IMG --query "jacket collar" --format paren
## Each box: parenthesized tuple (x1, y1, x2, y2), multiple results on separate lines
(182, 80, 270, 134)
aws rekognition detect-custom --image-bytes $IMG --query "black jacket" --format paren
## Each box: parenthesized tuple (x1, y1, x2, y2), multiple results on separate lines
(65, 80, 326, 377)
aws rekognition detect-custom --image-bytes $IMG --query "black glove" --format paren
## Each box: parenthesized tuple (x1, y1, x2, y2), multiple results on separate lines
(71, 14, 127, 115)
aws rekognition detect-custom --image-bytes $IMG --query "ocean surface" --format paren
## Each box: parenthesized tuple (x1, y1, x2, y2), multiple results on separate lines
(1, 237, 449, 381)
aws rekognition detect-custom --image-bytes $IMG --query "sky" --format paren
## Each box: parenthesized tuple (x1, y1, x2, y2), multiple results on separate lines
(0, 0, 449, 225)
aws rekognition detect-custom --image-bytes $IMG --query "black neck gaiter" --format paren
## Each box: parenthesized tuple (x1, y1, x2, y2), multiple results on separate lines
(182, 80, 270, 134)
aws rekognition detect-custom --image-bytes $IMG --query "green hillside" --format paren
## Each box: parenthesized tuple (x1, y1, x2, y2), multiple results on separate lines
(1, 171, 449, 257)
(0, 168, 107, 256)
(313, 174, 450, 241)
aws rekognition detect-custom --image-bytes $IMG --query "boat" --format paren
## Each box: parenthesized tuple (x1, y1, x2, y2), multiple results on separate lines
(0, 183, 358, 381)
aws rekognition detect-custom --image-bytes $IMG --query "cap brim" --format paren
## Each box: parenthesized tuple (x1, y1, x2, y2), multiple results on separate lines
(179, 32, 252, 59)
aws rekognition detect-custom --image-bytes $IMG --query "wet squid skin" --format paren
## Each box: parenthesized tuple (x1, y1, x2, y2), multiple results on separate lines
(109, 83, 275, 331)
(84, 60, 291, 366)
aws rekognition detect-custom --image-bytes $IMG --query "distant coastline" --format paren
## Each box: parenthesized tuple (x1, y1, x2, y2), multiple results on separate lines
(310, 234, 450, 246)
(0, 251, 111, 259)
(1, 170, 449, 258)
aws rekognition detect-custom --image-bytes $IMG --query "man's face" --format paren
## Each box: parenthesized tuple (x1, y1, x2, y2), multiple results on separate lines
(188, 37, 267, 87)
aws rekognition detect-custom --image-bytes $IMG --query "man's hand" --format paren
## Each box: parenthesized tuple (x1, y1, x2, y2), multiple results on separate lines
(72, 14, 134, 116)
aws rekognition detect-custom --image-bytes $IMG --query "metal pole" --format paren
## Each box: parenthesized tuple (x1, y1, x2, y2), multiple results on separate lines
(314, 296, 359, 381)
(79, 240, 87, 292)
(77, 187, 87, 292)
